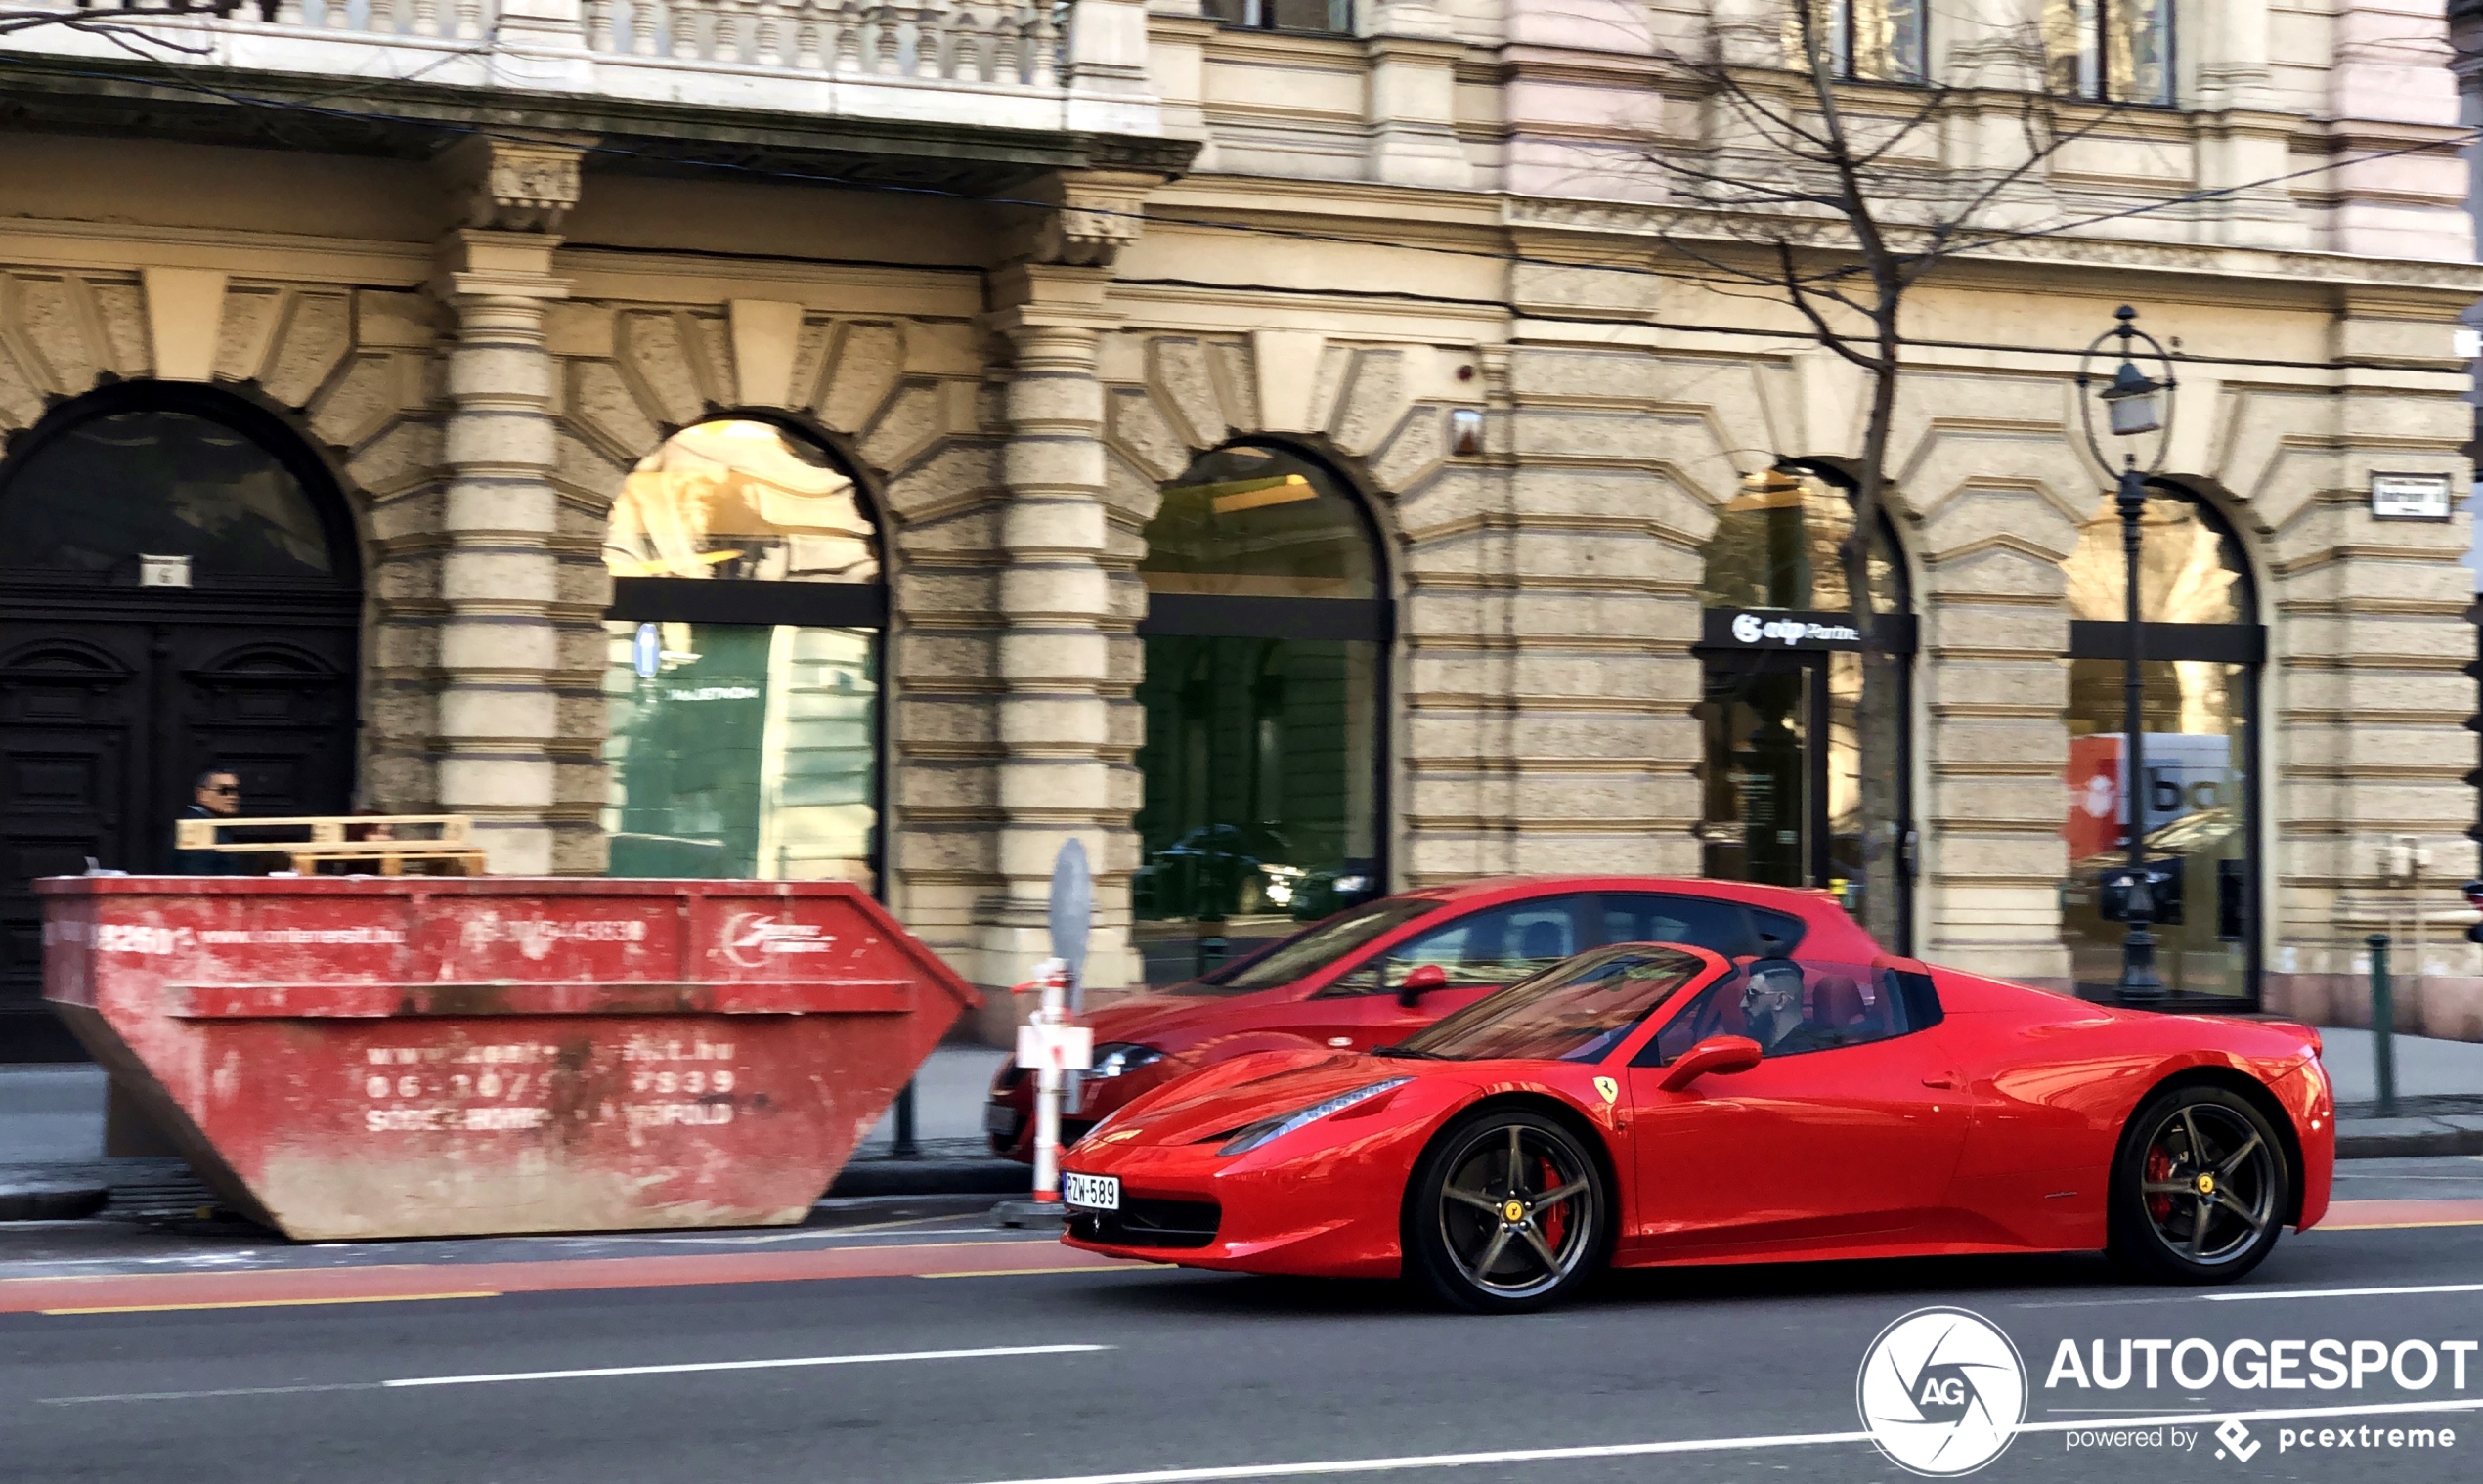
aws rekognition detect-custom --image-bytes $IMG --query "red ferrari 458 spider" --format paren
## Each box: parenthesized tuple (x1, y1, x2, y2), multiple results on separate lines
(1058, 942, 2334, 1312)
(989, 876, 1878, 1160)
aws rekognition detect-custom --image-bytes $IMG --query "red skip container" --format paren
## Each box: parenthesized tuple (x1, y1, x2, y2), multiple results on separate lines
(40, 876, 976, 1241)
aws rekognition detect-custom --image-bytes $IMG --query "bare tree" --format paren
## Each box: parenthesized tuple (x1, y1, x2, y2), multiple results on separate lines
(1641, 3, 2123, 943)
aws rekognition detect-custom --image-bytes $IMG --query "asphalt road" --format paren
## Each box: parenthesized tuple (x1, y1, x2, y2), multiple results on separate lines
(2, 1159, 2480, 1484)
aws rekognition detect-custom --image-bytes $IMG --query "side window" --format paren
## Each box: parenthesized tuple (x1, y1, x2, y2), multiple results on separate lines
(1322, 895, 1588, 996)
(1597, 894, 1753, 955)
(1638, 958, 1919, 1065)
(1597, 894, 1809, 958)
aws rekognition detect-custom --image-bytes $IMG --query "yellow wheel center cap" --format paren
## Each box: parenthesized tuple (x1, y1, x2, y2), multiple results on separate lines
(2196, 1173, 2216, 1196)
(1502, 1200, 1526, 1223)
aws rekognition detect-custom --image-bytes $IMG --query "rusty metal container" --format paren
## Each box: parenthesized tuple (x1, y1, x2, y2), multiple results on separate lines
(40, 876, 976, 1241)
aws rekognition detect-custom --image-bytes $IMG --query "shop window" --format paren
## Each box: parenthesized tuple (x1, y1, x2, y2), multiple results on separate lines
(1695, 469, 1914, 949)
(1202, 0, 1351, 35)
(601, 418, 885, 889)
(2059, 486, 2261, 1003)
(1134, 443, 1389, 984)
(2042, 0, 2174, 106)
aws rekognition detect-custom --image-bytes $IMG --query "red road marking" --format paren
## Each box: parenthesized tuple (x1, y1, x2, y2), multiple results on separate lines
(2323, 1198, 2483, 1231)
(0, 1239, 1142, 1316)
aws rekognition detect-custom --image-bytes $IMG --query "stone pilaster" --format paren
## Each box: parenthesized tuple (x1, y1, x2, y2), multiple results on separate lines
(980, 260, 1138, 989)
(1358, 1, 1473, 191)
(428, 138, 580, 875)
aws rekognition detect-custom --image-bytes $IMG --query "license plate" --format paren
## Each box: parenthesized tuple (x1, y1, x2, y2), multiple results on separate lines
(1063, 1172, 1120, 1211)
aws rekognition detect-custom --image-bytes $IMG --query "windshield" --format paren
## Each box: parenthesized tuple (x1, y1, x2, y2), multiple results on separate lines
(1189, 895, 1447, 994)
(1394, 946, 1706, 1062)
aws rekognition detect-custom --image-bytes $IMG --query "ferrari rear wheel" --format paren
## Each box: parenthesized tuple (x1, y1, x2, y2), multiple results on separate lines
(1406, 1108, 1607, 1314)
(2108, 1084, 2289, 1284)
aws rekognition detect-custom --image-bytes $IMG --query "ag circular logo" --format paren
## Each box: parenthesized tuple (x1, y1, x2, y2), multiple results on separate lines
(1854, 1306, 2027, 1477)
(1730, 612, 1764, 643)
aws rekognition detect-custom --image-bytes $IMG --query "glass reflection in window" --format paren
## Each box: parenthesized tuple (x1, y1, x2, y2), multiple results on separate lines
(2043, 0, 2173, 106)
(1132, 635, 1381, 976)
(1825, 0, 1928, 83)
(1201, 0, 1349, 34)
(0, 410, 334, 579)
(1144, 444, 1379, 600)
(1698, 470, 1901, 613)
(2061, 659, 2250, 999)
(603, 420, 878, 584)
(2064, 490, 2248, 624)
(603, 622, 877, 888)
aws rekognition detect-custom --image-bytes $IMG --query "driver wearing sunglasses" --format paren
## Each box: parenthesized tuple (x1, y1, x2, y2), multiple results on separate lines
(1740, 959, 1842, 1057)
(167, 768, 243, 874)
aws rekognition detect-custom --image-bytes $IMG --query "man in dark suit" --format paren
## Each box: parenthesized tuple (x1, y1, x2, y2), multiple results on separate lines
(166, 768, 241, 874)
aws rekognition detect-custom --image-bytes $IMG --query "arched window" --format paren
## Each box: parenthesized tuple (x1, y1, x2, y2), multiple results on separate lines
(1694, 468, 1915, 948)
(2059, 484, 2261, 1003)
(0, 383, 360, 1060)
(600, 417, 886, 889)
(1133, 443, 1389, 981)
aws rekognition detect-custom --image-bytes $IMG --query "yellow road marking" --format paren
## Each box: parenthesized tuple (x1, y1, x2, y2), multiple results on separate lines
(44, 1291, 501, 1316)
(921, 1265, 1172, 1280)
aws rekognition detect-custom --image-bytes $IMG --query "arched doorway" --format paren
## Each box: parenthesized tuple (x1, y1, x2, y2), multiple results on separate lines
(2059, 483, 2261, 1004)
(1133, 442, 1391, 982)
(0, 383, 362, 1060)
(1694, 467, 1915, 947)
(599, 416, 886, 889)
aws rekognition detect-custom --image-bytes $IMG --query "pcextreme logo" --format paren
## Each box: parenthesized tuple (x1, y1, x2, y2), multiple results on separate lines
(1856, 1307, 2030, 1477)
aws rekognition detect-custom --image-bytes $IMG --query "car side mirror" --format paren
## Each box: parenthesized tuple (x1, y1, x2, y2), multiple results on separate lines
(1658, 1034, 1763, 1093)
(1397, 962, 1448, 1008)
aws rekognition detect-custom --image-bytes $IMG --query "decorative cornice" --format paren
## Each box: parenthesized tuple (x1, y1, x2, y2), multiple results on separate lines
(1500, 196, 2483, 295)
(443, 135, 585, 234)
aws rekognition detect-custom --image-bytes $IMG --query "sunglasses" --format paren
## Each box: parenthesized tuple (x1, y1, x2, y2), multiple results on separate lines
(202, 783, 240, 795)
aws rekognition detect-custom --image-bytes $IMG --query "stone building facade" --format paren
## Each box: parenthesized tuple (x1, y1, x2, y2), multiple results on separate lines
(1, 0, 2479, 1059)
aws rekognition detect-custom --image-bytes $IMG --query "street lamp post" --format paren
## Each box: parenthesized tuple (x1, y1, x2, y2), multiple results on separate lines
(2076, 306, 2177, 1008)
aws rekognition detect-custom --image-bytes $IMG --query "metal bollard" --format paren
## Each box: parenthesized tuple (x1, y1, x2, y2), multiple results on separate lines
(892, 1078, 919, 1159)
(2367, 932, 2397, 1117)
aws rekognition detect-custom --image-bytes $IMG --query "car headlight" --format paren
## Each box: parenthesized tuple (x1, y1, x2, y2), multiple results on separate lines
(1090, 1043, 1166, 1079)
(1216, 1078, 1411, 1157)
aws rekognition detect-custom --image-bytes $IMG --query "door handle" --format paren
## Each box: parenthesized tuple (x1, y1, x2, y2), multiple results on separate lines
(1921, 1075, 1956, 1090)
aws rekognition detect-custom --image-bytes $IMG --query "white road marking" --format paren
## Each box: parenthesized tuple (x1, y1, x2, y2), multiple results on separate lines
(2205, 1282, 2483, 1302)
(42, 1343, 1107, 1406)
(949, 1398, 2483, 1484)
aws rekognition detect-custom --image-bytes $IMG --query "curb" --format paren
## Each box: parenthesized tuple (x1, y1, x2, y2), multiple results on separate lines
(0, 1180, 109, 1222)
(2337, 1127, 2483, 1159)
(825, 1157, 1029, 1199)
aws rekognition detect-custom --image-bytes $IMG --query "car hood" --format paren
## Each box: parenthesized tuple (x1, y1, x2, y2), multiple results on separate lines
(1106, 1048, 1431, 1146)
(1083, 987, 1283, 1053)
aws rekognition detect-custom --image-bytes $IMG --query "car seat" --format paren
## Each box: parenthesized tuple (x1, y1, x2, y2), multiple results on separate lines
(1810, 974, 1869, 1032)
(1517, 918, 1569, 965)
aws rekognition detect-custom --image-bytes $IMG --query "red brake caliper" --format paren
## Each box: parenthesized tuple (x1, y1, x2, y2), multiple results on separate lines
(2144, 1145, 2174, 1224)
(1537, 1156, 1569, 1247)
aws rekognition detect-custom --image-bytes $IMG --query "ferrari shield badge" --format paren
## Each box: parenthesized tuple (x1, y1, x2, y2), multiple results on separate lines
(1593, 1076, 1618, 1105)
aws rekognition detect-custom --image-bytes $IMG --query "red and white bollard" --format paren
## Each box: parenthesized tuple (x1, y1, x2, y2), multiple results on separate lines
(1010, 957, 1091, 1209)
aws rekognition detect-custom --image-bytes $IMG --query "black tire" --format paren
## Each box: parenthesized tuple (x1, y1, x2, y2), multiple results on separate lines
(2107, 1082, 2289, 1285)
(1404, 1107, 1609, 1314)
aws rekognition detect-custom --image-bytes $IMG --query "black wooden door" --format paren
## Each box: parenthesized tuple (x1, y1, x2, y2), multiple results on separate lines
(0, 598, 357, 1060)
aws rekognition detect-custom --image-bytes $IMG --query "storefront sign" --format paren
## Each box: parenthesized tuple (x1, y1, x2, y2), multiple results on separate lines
(2370, 472, 2453, 520)
(1704, 609, 1864, 650)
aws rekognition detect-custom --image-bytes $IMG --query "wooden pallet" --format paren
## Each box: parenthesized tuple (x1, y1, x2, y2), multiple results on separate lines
(171, 815, 485, 876)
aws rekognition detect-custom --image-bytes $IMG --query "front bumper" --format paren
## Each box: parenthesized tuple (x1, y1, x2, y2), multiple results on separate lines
(1057, 1131, 1416, 1281)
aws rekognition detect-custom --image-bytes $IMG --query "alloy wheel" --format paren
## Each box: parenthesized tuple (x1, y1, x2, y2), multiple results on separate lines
(2136, 1100, 2279, 1267)
(1434, 1119, 1597, 1300)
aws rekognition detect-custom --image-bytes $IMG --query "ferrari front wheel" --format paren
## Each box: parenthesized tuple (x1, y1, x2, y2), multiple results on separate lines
(2107, 1083, 2289, 1284)
(1405, 1108, 1608, 1314)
